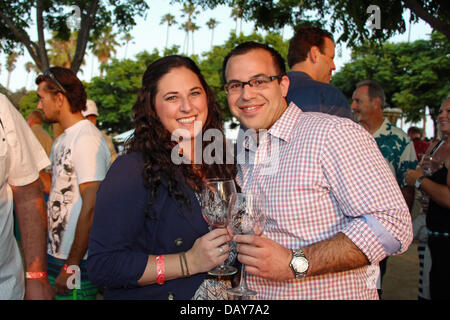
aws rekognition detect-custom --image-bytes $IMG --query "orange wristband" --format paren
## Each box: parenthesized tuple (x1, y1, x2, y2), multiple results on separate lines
(156, 255, 165, 285)
(25, 271, 47, 279)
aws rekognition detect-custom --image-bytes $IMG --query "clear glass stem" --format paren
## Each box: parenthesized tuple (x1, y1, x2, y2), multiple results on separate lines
(237, 263, 247, 291)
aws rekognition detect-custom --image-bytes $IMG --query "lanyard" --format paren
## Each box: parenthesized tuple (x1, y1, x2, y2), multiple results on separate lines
(430, 140, 445, 156)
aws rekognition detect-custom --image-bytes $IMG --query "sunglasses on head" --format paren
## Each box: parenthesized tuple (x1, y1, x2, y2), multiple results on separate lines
(43, 69, 66, 93)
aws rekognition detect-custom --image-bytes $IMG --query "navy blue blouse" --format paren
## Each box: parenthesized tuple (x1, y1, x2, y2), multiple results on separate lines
(87, 152, 209, 300)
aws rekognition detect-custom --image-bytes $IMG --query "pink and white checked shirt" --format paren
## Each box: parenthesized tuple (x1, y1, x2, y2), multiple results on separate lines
(236, 103, 413, 300)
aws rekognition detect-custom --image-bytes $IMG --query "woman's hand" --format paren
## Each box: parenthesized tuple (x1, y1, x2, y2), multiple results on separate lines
(404, 168, 424, 187)
(186, 228, 232, 275)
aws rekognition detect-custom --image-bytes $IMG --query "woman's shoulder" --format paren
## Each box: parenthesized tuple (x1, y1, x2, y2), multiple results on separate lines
(104, 152, 145, 183)
(112, 152, 144, 168)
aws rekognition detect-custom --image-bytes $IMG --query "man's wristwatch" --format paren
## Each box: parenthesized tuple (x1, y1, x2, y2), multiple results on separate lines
(415, 176, 426, 190)
(289, 249, 309, 279)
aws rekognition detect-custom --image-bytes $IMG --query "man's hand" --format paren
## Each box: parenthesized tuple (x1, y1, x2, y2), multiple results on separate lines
(234, 234, 293, 281)
(54, 269, 72, 295)
(234, 232, 369, 282)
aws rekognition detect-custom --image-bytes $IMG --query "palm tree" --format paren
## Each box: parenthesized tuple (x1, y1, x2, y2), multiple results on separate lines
(189, 22, 200, 55)
(47, 31, 78, 69)
(180, 22, 190, 55)
(160, 13, 177, 49)
(24, 61, 39, 89)
(180, 1, 199, 55)
(6, 51, 19, 90)
(230, 6, 243, 34)
(206, 18, 219, 49)
(121, 32, 134, 59)
(90, 26, 119, 77)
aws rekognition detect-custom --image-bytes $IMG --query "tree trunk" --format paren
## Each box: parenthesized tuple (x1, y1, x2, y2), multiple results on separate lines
(71, 0, 100, 74)
(6, 71, 12, 90)
(403, 0, 450, 41)
(166, 24, 170, 48)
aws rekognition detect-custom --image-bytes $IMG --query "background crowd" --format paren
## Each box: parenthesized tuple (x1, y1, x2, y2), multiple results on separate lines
(0, 3, 449, 302)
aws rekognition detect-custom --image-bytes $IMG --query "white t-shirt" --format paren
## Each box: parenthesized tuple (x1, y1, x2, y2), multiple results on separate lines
(47, 119, 110, 259)
(0, 94, 50, 299)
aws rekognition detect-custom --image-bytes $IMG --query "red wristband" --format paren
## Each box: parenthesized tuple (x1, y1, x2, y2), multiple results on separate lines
(25, 271, 47, 279)
(63, 264, 76, 274)
(156, 255, 165, 285)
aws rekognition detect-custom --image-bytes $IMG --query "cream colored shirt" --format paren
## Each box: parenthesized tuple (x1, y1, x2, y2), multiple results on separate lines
(0, 94, 50, 299)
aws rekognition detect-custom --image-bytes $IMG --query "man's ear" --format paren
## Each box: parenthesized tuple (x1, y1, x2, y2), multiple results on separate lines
(308, 46, 321, 64)
(372, 96, 382, 110)
(55, 92, 65, 107)
(280, 75, 290, 98)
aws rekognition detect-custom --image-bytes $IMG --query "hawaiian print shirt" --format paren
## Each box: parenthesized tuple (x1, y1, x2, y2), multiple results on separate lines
(372, 119, 417, 187)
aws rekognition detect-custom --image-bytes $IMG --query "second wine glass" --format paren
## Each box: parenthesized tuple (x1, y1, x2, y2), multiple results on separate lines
(200, 178, 237, 276)
(227, 193, 267, 297)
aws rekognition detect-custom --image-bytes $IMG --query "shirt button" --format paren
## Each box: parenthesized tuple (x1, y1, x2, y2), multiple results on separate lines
(167, 292, 175, 300)
(174, 238, 183, 247)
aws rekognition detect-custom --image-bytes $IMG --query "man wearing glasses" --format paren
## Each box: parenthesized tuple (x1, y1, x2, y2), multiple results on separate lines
(222, 42, 413, 299)
(35, 67, 110, 299)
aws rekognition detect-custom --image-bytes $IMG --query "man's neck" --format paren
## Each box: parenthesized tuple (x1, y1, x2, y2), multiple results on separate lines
(363, 117, 384, 135)
(290, 63, 315, 80)
(59, 111, 85, 131)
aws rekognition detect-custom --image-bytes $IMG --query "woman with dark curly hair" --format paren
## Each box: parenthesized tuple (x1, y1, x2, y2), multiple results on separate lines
(87, 55, 236, 300)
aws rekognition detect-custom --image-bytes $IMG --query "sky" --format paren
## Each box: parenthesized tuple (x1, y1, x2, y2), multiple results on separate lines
(0, 0, 436, 136)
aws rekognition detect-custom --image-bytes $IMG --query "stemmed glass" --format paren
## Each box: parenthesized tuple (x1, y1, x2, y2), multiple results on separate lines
(227, 193, 267, 297)
(200, 178, 238, 276)
(419, 154, 434, 176)
(416, 154, 434, 203)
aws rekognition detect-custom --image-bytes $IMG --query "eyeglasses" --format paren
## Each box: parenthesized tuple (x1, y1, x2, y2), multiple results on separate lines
(224, 75, 283, 94)
(43, 69, 66, 93)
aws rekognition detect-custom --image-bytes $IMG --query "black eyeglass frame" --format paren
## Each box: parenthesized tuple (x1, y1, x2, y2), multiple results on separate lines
(224, 74, 283, 93)
(43, 69, 67, 94)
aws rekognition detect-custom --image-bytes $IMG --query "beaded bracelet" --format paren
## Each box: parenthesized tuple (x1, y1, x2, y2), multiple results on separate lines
(156, 255, 165, 285)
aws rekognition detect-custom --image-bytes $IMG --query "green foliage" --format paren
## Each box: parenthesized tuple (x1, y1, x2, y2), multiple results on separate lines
(332, 32, 450, 137)
(18, 90, 52, 133)
(18, 90, 39, 118)
(180, 0, 450, 46)
(86, 49, 166, 133)
(0, 1, 149, 72)
(86, 31, 289, 134)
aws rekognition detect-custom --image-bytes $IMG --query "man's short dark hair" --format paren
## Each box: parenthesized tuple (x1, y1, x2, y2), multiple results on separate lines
(287, 26, 334, 68)
(35, 67, 87, 114)
(222, 41, 286, 84)
(356, 79, 386, 109)
(407, 126, 422, 137)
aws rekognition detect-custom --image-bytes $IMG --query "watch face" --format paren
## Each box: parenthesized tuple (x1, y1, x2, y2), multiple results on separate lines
(415, 178, 422, 188)
(293, 257, 308, 273)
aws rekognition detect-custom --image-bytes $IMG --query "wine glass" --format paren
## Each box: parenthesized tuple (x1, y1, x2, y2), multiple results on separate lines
(227, 193, 267, 297)
(419, 154, 434, 176)
(200, 178, 238, 276)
